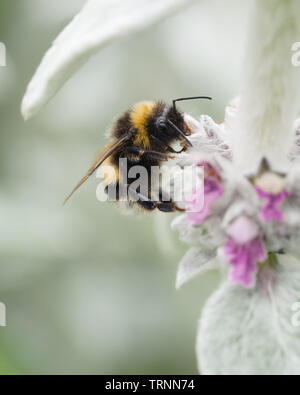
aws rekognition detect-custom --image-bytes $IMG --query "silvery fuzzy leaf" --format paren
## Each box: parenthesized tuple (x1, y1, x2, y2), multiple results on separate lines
(184, 114, 205, 137)
(171, 214, 225, 249)
(286, 163, 300, 201)
(200, 115, 228, 146)
(21, 0, 197, 120)
(263, 165, 300, 254)
(176, 247, 218, 289)
(263, 212, 300, 256)
(197, 254, 300, 375)
(187, 115, 231, 159)
(223, 97, 239, 136)
(221, 199, 259, 230)
(294, 118, 300, 133)
(232, 0, 300, 173)
(289, 118, 300, 161)
(216, 159, 260, 212)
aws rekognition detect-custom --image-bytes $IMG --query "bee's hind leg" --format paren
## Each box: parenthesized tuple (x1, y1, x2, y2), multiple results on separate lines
(127, 186, 156, 211)
(156, 202, 185, 213)
(134, 199, 185, 213)
(127, 186, 185, 213)
(156, 188, 185, 212)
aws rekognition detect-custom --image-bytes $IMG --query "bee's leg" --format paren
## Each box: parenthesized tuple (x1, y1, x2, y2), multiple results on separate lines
(120, 146, 141, 163)
(176, 146, 188, 153)
(122, 146, 174, 161)
(144, 150, 175, 161)
(127, 185, 185, 212)
(170, 147, 186, 154)
(156, 202, 186, 212)
(127, 186, 156, 211)
(149, 135, 171, 151)
(157, 188, 186, 213)
(150, 135, 183, 154)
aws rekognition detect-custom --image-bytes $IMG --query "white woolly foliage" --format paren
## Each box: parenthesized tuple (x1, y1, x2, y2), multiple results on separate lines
(234, 0, 300, 173)
(178, 106, 300, 258)
(197, 254, 300, 375)
(187, 115, 232, 159)
(176, 247, 218, 289)
(286, 161, 300, 195)
(258, 162, 300, 254)
(289, 119, 300, 161)
(172, 214, 225, 249)
(20, 0, 300, 377)
(21, 0, 197, 120)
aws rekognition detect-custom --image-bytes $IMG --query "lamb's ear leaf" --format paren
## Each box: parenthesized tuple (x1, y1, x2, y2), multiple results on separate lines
(176, 247, 218, 289)
(197, 254, 300, 375)
(232, 0, 300, 173)
(21, 0, 197, 120)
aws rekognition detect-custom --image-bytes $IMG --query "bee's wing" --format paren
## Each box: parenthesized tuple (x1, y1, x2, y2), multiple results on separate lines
(63, 135, 130, 205)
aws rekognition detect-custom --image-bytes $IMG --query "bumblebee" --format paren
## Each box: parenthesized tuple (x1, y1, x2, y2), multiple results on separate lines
(64, 96, 211, 212)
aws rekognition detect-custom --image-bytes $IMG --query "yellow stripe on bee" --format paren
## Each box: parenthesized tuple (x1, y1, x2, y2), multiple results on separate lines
(130, 101, 156, 148)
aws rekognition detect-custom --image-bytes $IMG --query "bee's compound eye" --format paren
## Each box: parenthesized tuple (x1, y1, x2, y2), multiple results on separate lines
(156, 117, 167, 131)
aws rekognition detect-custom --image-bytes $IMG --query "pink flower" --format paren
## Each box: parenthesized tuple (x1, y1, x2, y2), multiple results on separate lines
(224, 216, 267, 288)
(186, 178, 224, 224)
(256, 187, 289, 222)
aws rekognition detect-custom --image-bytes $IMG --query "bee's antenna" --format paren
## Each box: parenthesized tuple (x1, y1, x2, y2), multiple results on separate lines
(172, 96, 212, 111)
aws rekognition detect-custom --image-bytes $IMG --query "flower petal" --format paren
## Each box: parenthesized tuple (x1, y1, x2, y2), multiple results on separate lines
(224, 236, 266, 289)
(21, 0, 197, 120)
(176, 247, 218, 289)
(226, 215, 259, 245)
(197, 254, 300, 375)
(256, 187, 290, 223)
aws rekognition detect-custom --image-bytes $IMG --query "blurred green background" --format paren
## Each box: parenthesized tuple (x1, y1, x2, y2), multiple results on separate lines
(0, 0, 249, 374)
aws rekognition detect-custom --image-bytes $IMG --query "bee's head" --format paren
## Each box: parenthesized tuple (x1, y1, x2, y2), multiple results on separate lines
(156, 107, 181, 130)
(156, 96, 212, 147)
(154, 105, 191, 147)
